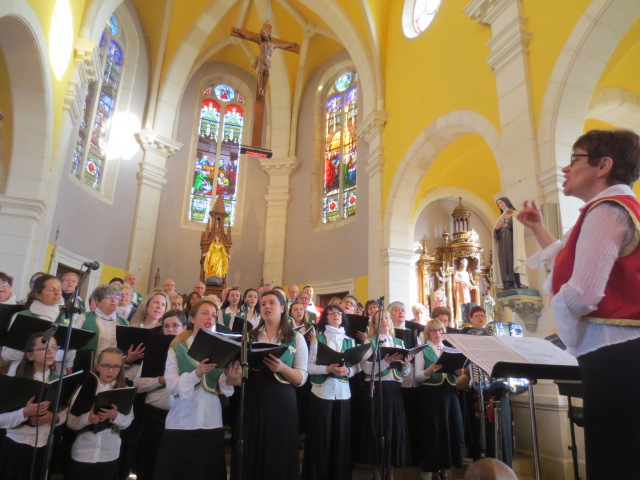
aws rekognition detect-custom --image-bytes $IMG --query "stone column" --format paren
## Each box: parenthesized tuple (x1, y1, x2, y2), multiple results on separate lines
(258, 155, 298, 285)
(131, 129, 182, 292)
(384, 247, 417, 307)
(358, 110, 387, 298)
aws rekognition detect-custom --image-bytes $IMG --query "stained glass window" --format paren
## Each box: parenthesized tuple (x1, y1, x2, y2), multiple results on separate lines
(322, 72, 358, 223)
(189, 85, 244, 226)
(413, 0, 442, 33)
(71, 15, 125, 191)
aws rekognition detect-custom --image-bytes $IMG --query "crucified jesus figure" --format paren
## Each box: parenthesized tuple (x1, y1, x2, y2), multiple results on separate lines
(232, 25, 299, 98)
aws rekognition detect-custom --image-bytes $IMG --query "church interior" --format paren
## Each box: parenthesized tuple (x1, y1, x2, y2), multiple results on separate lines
(1, 0, 639, 478)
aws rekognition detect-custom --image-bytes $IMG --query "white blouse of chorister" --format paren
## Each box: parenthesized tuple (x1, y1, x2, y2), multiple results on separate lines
(414, 341, 444, 383)
(308, 325, 360, 400)
(163, 333, 233, 430)
(67, 379, 134, 463)
(362, 333, 411, 381)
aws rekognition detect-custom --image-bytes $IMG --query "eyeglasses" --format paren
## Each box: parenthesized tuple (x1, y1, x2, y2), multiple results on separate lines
(328, 310, 343, 315)
(428, 328, 444, 334)
(99, 364, 122, 371)
(0, 281, 10, 286)
(569, 153, 605, 167)
(33, 346, 61, 352)
(105, 295, 121, 300)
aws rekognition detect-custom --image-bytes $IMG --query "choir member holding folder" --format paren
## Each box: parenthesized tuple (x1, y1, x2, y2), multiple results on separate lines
(1, 274, 78, 375)
(133, 309, 187, 480)
(361, 310, 412, 480)
(0, 333, 68, 480)
(229, 290, 308, 480)
(302, 304, 365, 480)
(415, 319, 465, 480)
(154, 299, 240, 480)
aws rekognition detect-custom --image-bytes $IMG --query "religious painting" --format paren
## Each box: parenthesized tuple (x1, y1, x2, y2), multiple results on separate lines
(322, 72, 359, 223)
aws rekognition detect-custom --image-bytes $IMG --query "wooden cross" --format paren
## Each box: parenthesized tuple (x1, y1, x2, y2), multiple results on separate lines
(231, 22, 300, 147)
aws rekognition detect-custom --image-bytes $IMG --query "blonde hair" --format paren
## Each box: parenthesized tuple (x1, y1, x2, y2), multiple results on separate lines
(367, 310, 395, 337)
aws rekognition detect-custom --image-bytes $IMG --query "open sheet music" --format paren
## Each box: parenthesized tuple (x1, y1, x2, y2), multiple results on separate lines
(443, 334, 578, 378)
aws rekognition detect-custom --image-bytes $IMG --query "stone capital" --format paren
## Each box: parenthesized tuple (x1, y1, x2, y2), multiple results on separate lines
(364, 145, 385, 178)
(135, 129, 183, 157)
(464, 0, 513, 26)
(357, 110, 388, 145)
(136, 161, 168, 190)
(74, 38, 98, 83)
(259, 155, 299, 176)
(0, 194, 46, 220)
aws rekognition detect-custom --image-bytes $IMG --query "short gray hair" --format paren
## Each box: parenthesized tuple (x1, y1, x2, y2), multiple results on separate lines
(387, 301, 405, 312)
(92, 284, 121, 302)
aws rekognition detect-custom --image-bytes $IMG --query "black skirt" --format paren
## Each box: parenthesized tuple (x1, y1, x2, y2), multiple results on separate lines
(419, 383, 464, 472)
(362, 381, 410, 468)
(232, 371, 300, 479)
(154, 428, 226, 480)
(0, 437, 46, 480)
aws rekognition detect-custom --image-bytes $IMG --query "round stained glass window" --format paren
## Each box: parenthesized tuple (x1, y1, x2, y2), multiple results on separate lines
(335, 73, 352, 92)
(214, 84, 235, 102)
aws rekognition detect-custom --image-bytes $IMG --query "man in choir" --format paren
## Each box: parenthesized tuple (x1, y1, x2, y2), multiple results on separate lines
(60, 272, 85, 311)
(517, 129, 640, 478)
(287, 284, 299, 309)
(341, 295, 358, 314)
(117, 285, 137, 321)
(109, 277, 124, 286)
(303, 285, 318, 314)
(193, 281, 206, 297)
(0, 272, 16, 304)
(124, 272, 143, 305)
(162, 279, 177, 293)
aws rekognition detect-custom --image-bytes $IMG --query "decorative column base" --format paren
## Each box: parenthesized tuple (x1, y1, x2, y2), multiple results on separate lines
(496, 289, 542, 331)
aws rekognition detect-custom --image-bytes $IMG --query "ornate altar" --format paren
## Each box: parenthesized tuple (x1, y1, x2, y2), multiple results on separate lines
(416, 198, 494, 327)
(200, 195, 233, 297)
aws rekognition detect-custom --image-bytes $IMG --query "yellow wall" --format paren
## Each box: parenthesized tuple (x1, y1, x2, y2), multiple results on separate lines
(100, 264, 127, 285)
(414, 134, 501, 218)
(354, 274, 369, 304)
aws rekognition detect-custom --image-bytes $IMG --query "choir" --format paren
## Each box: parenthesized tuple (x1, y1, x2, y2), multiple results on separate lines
(0, 276, 514, 480)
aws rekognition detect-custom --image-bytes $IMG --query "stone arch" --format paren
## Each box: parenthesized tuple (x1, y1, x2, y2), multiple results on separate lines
(588, 87, 640, 133)
(538, 0, 640, 171)
(79, 0, 125, 42)
(0, 3, 52, 198)
(0, 0, 53, 294)
(384, 110, 500, 252)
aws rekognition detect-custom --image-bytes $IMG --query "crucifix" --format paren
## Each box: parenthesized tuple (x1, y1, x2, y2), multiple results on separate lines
(231, 22, 300, 147)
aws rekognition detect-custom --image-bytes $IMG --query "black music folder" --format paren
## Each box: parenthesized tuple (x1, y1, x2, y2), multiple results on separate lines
(0, 304, 24, 339)
(316, 341, 371, 368)
(435, 347, 468, 375)
(248, 343, 287, 373)
(187, 329, 242, 368)
(0, 370, 86, 414)
(345, 314, 369, 343)
(140, 334, 175, 378)
(116, 326, 152, 364)
(2, 314, 95, 351)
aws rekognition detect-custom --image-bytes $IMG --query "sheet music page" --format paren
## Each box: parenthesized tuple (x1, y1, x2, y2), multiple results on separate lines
(442, 335, 526, 375)
(496, 336, 578, 366)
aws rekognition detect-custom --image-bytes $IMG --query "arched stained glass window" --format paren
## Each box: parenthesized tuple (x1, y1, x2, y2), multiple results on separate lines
(71, 14, 125, 190)
(189, 84, 243, 226)
(323, 72, 358, 223)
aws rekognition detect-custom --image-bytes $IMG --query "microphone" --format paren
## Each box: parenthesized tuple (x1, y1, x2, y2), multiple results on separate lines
(82, 261, 100, 270)
(376, 296, 385, 308)
(41, 323, 59, 344)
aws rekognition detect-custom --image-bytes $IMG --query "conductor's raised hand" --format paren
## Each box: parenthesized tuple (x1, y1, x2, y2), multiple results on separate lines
(516, 200, 543, 229)
(195, 358, 218, 377)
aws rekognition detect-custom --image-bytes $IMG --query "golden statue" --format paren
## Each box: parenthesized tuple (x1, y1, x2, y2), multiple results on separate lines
(203, 236, 229, 279)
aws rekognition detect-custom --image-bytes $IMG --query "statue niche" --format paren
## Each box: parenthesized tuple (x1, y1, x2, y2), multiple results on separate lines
(200, 195, 232, 297)
(416, 198, 495, 327)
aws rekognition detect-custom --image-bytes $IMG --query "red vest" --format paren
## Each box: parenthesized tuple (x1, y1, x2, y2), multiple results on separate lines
(552, 195, 640, 326)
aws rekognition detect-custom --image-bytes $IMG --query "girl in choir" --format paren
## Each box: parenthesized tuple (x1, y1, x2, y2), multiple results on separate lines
(0, 334, 66, 480)
(230, 290, 309, 480)
(67, 347, 133, 480)
(239, 287, 261, 328)
(414, 319, 465, 480)
(361, 310, 413, 480)
(302, 304, 357, 480)
(1, 274, 74, 375)
(219, 286, 242, 326)
(133, 309, 188, 480)
(290, 300, 313, 333)
(154, 299, 240, 480)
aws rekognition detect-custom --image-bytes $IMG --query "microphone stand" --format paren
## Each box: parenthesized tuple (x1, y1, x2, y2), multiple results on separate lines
(236, 303, 250, 480)
(369, 296, 386, 479)
(39, 265, 91, 480)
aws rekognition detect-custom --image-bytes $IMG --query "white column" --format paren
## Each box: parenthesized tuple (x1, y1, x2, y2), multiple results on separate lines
(132, 129, 182, 292)
(258, 155, 298, 285)
(358, 110, 387, 299)
(384, 247, 416, 307)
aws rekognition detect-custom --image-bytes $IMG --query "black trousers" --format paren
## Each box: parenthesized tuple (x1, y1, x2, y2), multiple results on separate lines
(578, 337, 640, 479)
(302, 394, 351, 480)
